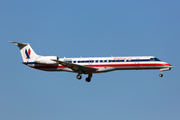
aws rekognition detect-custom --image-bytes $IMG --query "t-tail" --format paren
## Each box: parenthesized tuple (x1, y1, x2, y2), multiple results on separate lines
(8, 41, 38, 62)
(8, 41, 59, 65)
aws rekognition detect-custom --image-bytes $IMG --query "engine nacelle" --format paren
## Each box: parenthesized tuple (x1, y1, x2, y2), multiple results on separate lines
(35, 56, 59, 65)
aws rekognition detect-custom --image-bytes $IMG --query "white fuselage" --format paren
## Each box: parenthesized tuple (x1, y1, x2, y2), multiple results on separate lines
(25, 56, 172, 74)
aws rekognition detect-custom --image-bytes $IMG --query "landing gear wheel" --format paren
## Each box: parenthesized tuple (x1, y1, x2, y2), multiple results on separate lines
(86, 77, 91, 82)
(159, 74, 163, 77)
(76, 75, 82, 80)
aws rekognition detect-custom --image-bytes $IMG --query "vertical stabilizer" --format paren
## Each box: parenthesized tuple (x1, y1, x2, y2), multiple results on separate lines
(8, 41, 38, 62)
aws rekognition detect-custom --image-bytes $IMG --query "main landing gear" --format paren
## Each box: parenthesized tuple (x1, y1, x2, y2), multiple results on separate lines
(76, 69, 82, 80)
(76, 74, 92, 82)
(85, 74, 92, 82)
(76, 75, 82, 80)
(76, 70, 92, 82)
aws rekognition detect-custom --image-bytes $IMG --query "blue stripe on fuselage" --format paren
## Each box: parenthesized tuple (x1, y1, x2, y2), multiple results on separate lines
(23, 59, 158, 65)
(24, 62, 36, 65)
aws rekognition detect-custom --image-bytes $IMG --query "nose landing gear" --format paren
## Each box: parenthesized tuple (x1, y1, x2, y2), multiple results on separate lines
(159, 70, 163, 77)
(159, 68, 171, 77)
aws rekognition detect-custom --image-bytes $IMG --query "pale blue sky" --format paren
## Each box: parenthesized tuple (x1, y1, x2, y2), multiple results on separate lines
(1, 0, 180, 120)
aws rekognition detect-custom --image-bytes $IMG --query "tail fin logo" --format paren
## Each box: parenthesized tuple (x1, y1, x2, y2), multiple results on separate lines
(25, 48, 31, 59)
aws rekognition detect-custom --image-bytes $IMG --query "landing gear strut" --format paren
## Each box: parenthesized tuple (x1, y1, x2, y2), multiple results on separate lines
(159, 69, 163, 77)
(76, 69, 82, 80)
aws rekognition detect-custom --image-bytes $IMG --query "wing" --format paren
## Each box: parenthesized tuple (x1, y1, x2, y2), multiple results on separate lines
(51, 59, 98, 73)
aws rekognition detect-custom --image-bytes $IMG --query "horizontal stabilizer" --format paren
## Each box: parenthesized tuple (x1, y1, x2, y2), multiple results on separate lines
(8, 41, 28, 46)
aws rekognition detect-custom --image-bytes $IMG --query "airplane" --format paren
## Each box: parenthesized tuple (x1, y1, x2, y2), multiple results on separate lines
(9, 41, 173, 82)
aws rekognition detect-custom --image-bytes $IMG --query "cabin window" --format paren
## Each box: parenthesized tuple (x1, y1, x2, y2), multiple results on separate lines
(112, 60, 116, 62)
(104, 60, 107, 62)
(100, 60, 103, 62)
(108, 60, 111, 62)
(73, 61, 76, 63)
(78, 61, 81, 63)
(96, 60, 98, 63)
(89, 60, 94, 63)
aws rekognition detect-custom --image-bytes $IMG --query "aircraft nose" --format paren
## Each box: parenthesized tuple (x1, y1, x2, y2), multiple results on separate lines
(170, 64, 173, 68)
(167, 63, 173, 68)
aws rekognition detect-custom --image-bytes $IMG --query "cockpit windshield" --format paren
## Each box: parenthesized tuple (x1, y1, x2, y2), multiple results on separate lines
(154, 58, 161, 61)
(150, 58, 161, 61)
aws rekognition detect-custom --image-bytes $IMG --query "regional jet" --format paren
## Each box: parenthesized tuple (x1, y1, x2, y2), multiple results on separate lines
(9, 41, 173, 82)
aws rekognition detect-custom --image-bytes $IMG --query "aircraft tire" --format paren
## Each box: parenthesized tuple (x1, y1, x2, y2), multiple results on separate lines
(86, 77, 91, 82)
(76, 75, 82, 80)
(159, 74, 163, 77)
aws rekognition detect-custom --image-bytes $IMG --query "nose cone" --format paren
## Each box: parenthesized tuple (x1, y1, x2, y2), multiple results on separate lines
(170, 64, 173, 68)
(167, 63, 173, 68)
